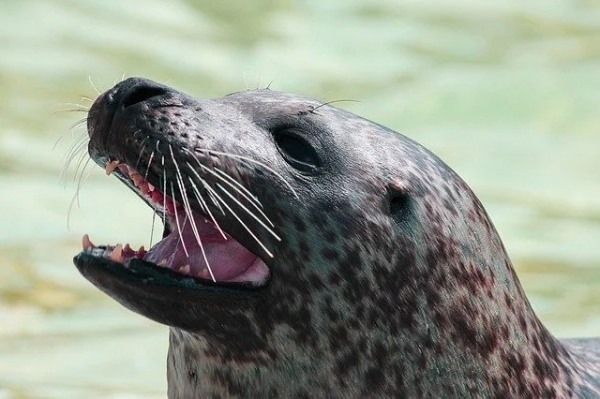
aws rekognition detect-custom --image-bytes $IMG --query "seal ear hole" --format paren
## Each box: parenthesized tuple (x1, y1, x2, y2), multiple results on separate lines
(389, 190, 412, 228)
(272, 128, 320, 172)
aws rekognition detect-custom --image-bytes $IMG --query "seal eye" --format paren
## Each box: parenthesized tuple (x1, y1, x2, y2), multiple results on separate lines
(273, 129, 320, 172)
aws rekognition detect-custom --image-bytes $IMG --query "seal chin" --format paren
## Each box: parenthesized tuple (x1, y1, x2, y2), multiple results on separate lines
(72, 160, 270, 328)
(74, 253, 265, 332)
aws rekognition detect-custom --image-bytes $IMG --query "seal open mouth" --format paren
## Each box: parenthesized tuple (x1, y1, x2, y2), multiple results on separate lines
(74, 78, 275, 306)
(80, 161, 270, 287)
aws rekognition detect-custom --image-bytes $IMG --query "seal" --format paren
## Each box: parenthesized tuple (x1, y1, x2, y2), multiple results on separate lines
(74, 77, 600, 398)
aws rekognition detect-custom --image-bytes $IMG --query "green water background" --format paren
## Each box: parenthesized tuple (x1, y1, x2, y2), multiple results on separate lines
(0, 0, 598, 397)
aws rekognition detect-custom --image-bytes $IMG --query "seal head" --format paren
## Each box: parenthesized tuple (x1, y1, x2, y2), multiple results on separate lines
(75, 78, 600, 397)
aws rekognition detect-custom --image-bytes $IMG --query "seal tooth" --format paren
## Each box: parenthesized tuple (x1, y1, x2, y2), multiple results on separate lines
(123, 243, 134, 256)
(131, 173, 142, 187)
(105, 160, 120, 176)
(81, 234, 95, 251)
(148, 183, 155, 192)
(110, 244, 124, 263)
(180, 264, 191, 274)
(198, 268, 210, 279)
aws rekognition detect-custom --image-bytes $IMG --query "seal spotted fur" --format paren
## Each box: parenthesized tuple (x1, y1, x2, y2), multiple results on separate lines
(74, 77, 600, 397)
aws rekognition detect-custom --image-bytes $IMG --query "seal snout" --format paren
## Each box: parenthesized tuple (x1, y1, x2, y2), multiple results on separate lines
(87, 77, 171, 139)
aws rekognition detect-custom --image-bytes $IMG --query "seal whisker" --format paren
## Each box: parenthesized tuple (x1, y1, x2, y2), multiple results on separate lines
(80, 95, 95, 104)
(144, 149, 155, 180)
(168, 145, 182, 180)
(205, 187, 226, 215)
(180, 150, 225, 215)
(134, 134, 150, 168)
(183, 148, 262, 208)
(52, 118, 89, 155)
(66, 124, 88, 144)
(171, 213, 189, 258)
(53, 108, 89, 116)
(242, 71, 249, 91)
(168, 147, 192, 258)
(255, 73, 263, 90)
(216, 183, 281, 241)
(183, 163, 230, 234)
(53, 128, 86, 161)
(66, 163, 92, 230)
(58, 102, 90, 111)
(65, 134, 88, 158)
(182, 150, 272, 227)
(59, 136, 89, 182)
(149, 211, 156, 249)
(182, 176, 209, 214)
(206, 185, 274, 258)
(64, 144, 89, 182)
(213, 167, 275, 227)
(176, 172, 201, 255)
(70, 145, 92, 184)
(209, 166, 274, 228)
(170, 144, 213, 216)
(88, 75, 101, 95)
(213, 167, 262, 209)
(60, 126, 88, 155)
(182, 150, 242, 217)
(311, 99, 360, 113)
(170, 182, 190, 258)
(198, 149, 299, 199)
(186, 176, 228, 240)
(161, 156, 167, 224)
(69, 118, 89, 131)
(76, 156, 94, 194)
(66, 186, 83, 230)
(72, 156, 94, 208)
(176, 173, 217, 282)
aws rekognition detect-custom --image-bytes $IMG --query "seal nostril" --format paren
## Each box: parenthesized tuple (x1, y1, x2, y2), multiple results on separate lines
(121, 86, 169, 108)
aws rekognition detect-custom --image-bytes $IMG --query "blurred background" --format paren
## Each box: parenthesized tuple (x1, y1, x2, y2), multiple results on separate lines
(0, 0, 598, 397)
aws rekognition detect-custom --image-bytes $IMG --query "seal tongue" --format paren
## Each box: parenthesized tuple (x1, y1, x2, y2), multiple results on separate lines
(143, 210, 267, 282)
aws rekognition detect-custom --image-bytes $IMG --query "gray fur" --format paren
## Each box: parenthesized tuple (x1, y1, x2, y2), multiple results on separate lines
(78, 78, 600, 398)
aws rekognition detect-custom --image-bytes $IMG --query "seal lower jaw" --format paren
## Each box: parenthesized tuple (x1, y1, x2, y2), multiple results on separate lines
(74, 251, 265, 333)
(74, 160, 270, 294)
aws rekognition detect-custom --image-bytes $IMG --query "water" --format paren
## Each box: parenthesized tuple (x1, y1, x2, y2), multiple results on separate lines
(0, 0, 598, 397)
